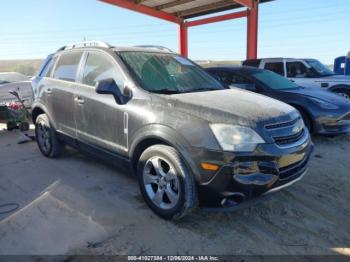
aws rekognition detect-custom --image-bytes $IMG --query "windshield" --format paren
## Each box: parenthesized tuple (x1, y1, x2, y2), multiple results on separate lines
(251, 69, 299, 90)
(119, 51, 224, 94)
(306, 59, 334, 77)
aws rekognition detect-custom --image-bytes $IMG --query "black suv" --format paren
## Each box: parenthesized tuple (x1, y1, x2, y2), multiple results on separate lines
(32, 42, 313, 219)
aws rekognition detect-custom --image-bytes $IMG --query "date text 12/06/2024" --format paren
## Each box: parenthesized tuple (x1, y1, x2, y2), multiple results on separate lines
(127, 256, 219, 261)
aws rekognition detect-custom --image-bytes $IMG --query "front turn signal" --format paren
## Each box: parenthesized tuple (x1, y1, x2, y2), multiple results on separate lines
(201, 162, 220, 171)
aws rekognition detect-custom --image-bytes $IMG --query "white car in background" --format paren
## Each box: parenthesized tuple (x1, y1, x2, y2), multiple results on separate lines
(0, 72, 29, 85)
(0, 73, 33, 108)
(242, 58, 350, 99)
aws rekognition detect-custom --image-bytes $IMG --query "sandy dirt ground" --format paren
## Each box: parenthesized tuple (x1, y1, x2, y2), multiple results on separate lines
(0, 125, 349, 257)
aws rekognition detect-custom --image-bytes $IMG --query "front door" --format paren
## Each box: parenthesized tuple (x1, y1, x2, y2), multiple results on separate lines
(74, 51, 128, 154)
(286, 61, 319, 88)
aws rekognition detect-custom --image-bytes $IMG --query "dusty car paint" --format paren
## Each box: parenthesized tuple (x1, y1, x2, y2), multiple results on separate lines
(32, 46, 313, 209)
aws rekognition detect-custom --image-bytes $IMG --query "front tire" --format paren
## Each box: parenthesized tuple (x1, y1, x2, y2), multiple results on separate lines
(35, 114, 64, 158)
(332, 88, 350, 100)
(137, 145, 197, 220)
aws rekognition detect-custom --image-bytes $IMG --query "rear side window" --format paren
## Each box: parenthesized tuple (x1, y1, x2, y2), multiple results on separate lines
(82, 52, 125, 89)
(264, 62, 285, 76)
(53, 52, 82, 82)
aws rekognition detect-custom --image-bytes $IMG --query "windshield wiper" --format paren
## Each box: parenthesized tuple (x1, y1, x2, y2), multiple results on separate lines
(183, 88, 221, 93)
(151, 89, 182, 94)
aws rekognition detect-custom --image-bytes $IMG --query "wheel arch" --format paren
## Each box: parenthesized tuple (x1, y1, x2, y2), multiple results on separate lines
(289, 103, 314, 133)
(328, 84, 350, 93)
(31, 104, 57, 129)
(129, 125, 200, 180)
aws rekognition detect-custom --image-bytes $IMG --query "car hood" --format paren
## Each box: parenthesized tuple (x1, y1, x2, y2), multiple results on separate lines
(164, 88, 297, 127)
(281, 87, 350, 105)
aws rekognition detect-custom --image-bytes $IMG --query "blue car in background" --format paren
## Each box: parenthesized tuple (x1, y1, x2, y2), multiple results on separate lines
(334, 54, 350, 76)
(207, 66, 350, 136)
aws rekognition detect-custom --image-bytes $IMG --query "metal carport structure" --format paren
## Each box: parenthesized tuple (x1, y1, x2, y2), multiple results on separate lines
(99, 0, 273, 59)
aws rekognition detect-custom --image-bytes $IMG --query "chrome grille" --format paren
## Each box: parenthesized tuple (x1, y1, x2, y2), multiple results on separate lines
(265, 118, 299, 130)
(265, 117, 306, 146)
(273, 129, 305, 146)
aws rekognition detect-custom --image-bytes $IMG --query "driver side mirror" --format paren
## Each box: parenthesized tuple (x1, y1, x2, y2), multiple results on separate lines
(96, 78, 132, 104)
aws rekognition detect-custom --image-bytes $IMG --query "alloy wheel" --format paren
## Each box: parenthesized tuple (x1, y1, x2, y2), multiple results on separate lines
(37, 122, 51, 154)
(143, 156, 180, 210)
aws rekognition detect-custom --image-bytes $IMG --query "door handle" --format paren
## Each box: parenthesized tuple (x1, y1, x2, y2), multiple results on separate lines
(46, 88, 52, 94)
(74, 97, 85, 104)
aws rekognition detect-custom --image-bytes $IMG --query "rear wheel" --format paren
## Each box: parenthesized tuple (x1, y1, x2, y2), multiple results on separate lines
(137, 145, 197, 220)
(35, 114, 64, 158)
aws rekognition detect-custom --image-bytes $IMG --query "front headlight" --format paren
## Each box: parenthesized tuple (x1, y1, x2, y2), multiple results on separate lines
(309, 97, 339, 109)
(210, 124, 265, 152)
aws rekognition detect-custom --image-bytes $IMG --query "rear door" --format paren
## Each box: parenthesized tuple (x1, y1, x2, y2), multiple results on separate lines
(261, 60, 286, 77)
(51, 51, 83, 137)
(74, 50, 128, 154)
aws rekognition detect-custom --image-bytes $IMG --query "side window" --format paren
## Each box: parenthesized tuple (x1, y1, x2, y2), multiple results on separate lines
(41, 57, 57, 78)
(82, 52, 124, 89)
(53, 52, 82, 82)
(231, 74, 252, 84)
(264, 62, 285, 76)
(230, 73, 256, 90)
(286, 62, 307, 78)
(213, 71, 232, 85)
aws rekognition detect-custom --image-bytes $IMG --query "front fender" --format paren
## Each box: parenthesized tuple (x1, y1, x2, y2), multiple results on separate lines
(31, 102, 57, 129)
(129, 124, 202, 181)
(328, 84, 350, 92)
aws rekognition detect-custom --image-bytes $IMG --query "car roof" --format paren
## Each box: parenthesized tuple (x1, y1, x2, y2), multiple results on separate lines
(55, 42, 175, 55)
(206, 65, 263, 73)
(244, 57, 315, 61)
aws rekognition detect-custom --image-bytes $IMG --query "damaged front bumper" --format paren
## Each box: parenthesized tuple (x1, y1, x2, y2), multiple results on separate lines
(188, 134, 314, 209)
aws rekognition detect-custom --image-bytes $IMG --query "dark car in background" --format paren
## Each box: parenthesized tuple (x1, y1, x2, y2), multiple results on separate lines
(242, 58, 350, 99)
(31, 42, 313, 219)
(207, 66, 350, 135)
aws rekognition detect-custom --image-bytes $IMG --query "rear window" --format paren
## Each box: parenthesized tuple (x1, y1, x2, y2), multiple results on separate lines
(53, 52, 83, 82)
(252, 70, 298, 90)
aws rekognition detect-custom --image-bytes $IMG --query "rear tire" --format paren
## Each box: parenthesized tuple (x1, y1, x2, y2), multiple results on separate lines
(35, 114, 64, 158)
(137, 145, 197, 220)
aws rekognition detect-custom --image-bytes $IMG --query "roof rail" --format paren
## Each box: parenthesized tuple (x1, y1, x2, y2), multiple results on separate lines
(57, 41, 112, 51)
(134, 45, 174, 53)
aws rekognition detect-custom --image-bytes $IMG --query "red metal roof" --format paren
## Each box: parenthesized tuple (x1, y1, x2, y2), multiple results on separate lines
(100, 0, 273, 21)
